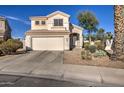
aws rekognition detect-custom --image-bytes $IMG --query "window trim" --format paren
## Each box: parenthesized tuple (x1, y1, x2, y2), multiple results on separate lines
(41, 21, 46, 25)
(54, 19, 63, 26)
(35, 21, 40, 25)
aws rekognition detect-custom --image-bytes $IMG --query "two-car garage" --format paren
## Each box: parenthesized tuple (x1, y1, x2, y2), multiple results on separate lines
(25, 31, 70, 51)
(32, 37, 64, 51)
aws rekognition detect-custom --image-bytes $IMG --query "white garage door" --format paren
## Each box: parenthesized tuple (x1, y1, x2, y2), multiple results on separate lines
(32, 37, 64, 51)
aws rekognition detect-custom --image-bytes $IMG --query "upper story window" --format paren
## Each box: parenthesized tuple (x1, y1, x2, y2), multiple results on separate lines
(54, 19, 63, 26)
(35, 21, 40, 25)
(41, 21, 46, 25)
(35, 21, 46, 25)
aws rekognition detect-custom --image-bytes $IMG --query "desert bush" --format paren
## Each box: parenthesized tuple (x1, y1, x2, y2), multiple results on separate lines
(0, 39, 23, 55)
(94, 50, 107, 57)
(95, 41, 105, 50)
(84, 42, 90, 50)
(0, 40, 4, 44)
(0, 40, 4, 55)
(0, 50, 2, 56)
(97, 44, 105, 50)
(88, 45, 96, 53)
(81, 50, 92, 60)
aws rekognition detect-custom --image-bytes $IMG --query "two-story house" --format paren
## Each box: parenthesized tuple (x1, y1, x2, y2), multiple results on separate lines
(25, 11, 83, 51)
(0, 16, 11, 41)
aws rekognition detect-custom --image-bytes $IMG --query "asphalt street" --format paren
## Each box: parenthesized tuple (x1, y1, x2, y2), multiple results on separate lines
(0, 74, 83, 87)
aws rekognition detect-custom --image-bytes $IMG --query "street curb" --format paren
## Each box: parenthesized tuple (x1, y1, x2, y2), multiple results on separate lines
(0, 71, 123, 87)
(0, 71, 63, 81)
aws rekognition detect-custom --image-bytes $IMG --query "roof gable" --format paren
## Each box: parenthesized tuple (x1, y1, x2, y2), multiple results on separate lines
(47, 11, 70, 18)
(29, 11, 70, 20)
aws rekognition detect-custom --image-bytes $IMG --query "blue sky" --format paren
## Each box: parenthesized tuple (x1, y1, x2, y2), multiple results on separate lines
(0, 5, 114, 39)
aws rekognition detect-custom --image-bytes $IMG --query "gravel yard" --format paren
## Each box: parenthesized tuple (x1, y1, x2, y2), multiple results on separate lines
(64, 50, 124, 69)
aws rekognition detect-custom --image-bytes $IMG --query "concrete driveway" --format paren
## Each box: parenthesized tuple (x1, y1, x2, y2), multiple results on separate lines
(0, 51, 63, 76)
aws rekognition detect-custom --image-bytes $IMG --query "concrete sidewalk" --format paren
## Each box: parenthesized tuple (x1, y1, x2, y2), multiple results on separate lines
(63, 64, 124, 86)
(0, 63, 124, 86)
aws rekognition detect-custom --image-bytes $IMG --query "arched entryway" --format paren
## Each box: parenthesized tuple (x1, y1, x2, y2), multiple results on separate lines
(70, 33, 80, 50)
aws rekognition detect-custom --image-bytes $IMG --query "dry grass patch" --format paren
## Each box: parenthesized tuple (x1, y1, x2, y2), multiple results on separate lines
(64, 51, 124, 69)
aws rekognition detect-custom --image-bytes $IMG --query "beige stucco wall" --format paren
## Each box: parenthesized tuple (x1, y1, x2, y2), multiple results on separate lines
(25, 35, 32, 50)
(31, 19, 48, 30)
(25, 34, 70, 50)
(0, 19, 11, 40)
(31, 13, 69, 31)
(47, 14, 69, 31)
(72, 26, 83, 48)
(63, 35, 70, 50)
(72, 26, 82, 36)
(0, 20, 5, 32)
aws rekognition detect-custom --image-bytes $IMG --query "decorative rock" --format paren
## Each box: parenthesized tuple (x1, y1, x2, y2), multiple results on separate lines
(16, 48, 26, 54)
(105, 39, 113, 51)
(90, 41, 95, 45)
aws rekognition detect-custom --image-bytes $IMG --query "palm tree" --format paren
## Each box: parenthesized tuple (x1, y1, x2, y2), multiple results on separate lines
(77, 11, 99, 44)
(113, 5, 124, 60)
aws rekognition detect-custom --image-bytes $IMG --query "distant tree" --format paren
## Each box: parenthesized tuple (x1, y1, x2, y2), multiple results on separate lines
(91, 34, 97, 41)
(96, 28, 105, 41)
(77, 11, 99, 43)
(84, 35, 89, 41)
(69, 23, 74, 32)
(105, 32, 113, 40)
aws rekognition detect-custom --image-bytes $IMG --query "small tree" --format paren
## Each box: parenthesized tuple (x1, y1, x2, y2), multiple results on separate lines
(77, 11, 99, 43)
(91, 34, 97, 41)
(97, 28, 105, 41)
(105, 32, 113, 40)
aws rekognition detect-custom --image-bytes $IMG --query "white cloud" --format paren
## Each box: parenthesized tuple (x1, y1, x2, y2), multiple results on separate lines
(0, 13, 30, 25)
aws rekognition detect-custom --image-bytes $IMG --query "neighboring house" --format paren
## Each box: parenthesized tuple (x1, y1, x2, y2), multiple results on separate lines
(0, 16, 11, 41)
(25, 11, 83, 51)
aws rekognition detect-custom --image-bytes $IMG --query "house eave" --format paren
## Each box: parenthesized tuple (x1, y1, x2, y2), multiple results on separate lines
(26, 30, 70, 35)
(72, 24, 83, 30)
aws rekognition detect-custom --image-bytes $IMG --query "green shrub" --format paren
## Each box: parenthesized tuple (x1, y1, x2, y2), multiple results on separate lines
(95, 40, 101, 46)
(94, 50, 107, 57)
(88, 45, 96, 53)
(81, 50, 92, 60)
(97, 44, 105, 50)
(84, 42, 90, 50)
(0, 39, 23, 55)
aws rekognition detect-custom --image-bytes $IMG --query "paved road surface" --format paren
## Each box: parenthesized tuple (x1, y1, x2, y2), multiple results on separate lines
(0, 74, 84, 87)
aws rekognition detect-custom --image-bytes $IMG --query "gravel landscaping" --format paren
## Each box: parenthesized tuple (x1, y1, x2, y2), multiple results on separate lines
(64, 50, 124, 69)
